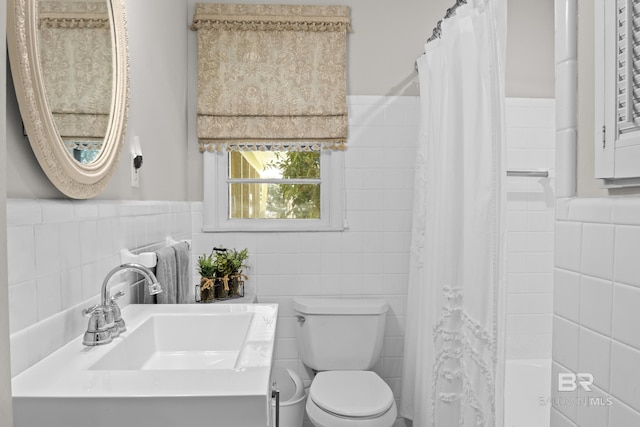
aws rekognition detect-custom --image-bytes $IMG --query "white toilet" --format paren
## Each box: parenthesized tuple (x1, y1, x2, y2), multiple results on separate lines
(293, 297, 397, 427)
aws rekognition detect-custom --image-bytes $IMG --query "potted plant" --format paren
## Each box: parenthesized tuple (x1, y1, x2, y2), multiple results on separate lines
(196, 252, 216, 302)
(213, 247, 249, 298)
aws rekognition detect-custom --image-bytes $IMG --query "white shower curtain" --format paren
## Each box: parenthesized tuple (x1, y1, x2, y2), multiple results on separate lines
(400, 1, 507, 426)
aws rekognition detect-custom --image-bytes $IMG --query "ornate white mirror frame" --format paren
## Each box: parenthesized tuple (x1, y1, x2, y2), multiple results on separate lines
(7, 0, 129, 199)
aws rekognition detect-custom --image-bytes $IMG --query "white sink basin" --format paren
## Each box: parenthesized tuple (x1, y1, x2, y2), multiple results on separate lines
(90, 312, 254, 371)
(12, 303, 278, 427)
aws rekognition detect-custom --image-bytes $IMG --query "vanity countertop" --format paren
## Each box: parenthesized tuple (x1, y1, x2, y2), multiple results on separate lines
(12, 303, 278, 427)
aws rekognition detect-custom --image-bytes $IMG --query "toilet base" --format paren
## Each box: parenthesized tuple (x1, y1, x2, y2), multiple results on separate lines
(306, 396, 397, 427)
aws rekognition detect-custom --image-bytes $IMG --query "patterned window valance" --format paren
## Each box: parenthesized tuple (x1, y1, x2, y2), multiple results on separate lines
(191, 3, 350, 152)
(38, 1, 112, 139)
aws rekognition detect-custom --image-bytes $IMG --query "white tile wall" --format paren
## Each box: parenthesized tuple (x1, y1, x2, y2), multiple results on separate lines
(505, 98, 556, 359)
(6, 96, 554, 427)
(7, 199, 192, 376)
(553, 197, 640, 426)
(191, 96, 417, 427)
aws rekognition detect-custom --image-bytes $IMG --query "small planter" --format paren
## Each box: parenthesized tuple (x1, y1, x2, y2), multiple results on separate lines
(196, 276, 216, 303)
(229, 277, 244, 297)
(215, 278, 229, 299)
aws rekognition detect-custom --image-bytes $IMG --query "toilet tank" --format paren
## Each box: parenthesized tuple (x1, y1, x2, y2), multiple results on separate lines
(293, 297, 388, 371)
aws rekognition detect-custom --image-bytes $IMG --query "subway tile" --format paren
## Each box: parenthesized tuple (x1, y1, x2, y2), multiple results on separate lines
(612, 283, 640, 349)
(581, 223, 614, 280)
(508, 314, 553, 335)
(60, 266, 83, 310)
(505, 106, 531, 128)
(556, 197, 572, 220)
(277, 254, 300, 275)
(7, 225, 36, 285)
(613, 225, 640, 287)
(550, 408, 576, 427)
(509, 272, 553, 294)
(58, 221, 82, 270)
(578, 327, 611, 392)
(554, 221, 582, 271)
(79, 221, 99, 265)
(41, 200, 74, 223)
(7, 199, 42, 226)
(580, 275, 612, 336)
(609, 398, 640, 427)
(9, 329, 31, 378)
(612, 197, 640, 226)
(552, 362, 579, 422)
(34, 223, 60, 277)
(35, 273, 62, 322)
(567, 198, 613, 224)
(611, 340, 640, 412)
(552, 316, 580, 372)
(381, 357, 403, 378)
(576, 385, 610, 427)
(341, 231, 363, 253)
(507, 293, 553, 315)
(275, 338, 299, 360)
(73, 201, 99, 219)
(553, 269, 580, 322)
(383, 103, 407, 126)
(8, 281, 38, 334)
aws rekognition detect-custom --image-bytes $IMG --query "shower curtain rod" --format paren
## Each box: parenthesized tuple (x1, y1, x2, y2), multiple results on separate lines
(414, 0, 468, 71)
(425, 0, 468, 44)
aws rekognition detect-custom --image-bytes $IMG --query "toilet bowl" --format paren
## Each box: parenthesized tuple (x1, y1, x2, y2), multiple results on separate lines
(305, 371, 397, 427)
(293, 298, 396, 427)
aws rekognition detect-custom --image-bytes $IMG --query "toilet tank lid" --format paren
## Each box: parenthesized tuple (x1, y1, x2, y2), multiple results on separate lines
(293, 298, 388, 315)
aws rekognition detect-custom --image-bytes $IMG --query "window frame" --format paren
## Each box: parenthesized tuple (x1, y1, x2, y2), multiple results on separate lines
(594, 0, 640, 187)
(202, 150, 345, 232)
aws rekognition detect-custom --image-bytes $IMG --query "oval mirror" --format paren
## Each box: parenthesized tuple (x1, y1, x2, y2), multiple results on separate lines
(7, 0, 129, 199)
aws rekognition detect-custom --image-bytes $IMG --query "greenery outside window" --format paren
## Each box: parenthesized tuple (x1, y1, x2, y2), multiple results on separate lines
(203, 149, 344, 232)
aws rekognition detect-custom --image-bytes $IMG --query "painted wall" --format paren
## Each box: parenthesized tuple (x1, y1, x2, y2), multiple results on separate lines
(6, 0, 189, 201)
(0, 0, 14, 421)
(5, 0, 554, 201)
(506, 0, 555, 98)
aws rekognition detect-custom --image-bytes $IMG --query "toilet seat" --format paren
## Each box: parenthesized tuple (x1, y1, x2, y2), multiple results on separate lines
(307, 371, 397, 427)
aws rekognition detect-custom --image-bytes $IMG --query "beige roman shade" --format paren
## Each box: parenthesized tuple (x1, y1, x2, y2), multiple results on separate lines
(191, 3, 350, 152)
(38, 1, 112, 141)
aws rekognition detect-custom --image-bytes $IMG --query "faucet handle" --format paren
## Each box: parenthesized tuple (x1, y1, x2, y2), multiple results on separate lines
(109, 290, 126, 334)
(82, 304, 101, 317)
(110, 290, 125, 302)
(82, 306, 112, 346)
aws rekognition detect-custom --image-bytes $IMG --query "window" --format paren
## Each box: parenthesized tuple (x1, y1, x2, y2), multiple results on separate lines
(192, 4, 350, 229)
(595, 0, 640, 186)
(203, 149, 344, 232)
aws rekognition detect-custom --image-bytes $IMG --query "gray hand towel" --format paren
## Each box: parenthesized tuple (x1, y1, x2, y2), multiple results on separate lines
(172, 242, 191, 304)
(153, 246, 177, 304)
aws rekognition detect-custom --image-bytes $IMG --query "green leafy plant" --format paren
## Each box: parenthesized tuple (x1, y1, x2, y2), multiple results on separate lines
(197, 252, 216, 278)
(213, 247, 249, 277)
(266, 151, 320, 219)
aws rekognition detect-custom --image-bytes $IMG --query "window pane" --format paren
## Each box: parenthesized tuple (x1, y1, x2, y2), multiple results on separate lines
(229, 183, 320, 219)
(229, 151, 320, 179)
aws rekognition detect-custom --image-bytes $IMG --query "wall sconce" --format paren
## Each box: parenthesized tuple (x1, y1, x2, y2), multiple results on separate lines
(131, 136, 143, 187)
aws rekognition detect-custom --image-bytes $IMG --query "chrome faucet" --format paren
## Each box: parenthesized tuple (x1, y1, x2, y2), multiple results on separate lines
(82, 263, 162, 346)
